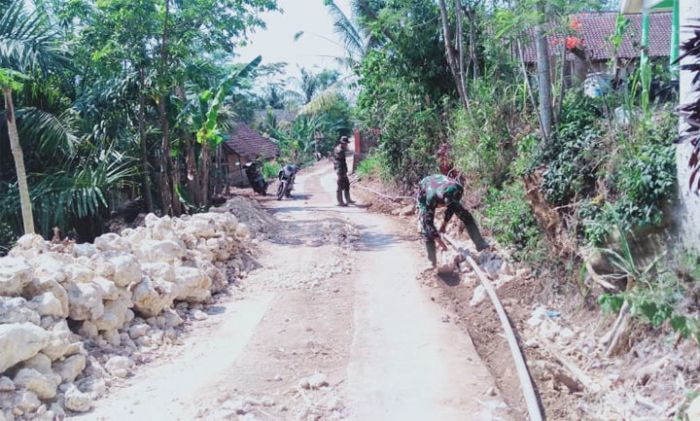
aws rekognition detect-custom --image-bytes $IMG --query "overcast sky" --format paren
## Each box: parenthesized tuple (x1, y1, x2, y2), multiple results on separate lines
(237, 0, 353, 79)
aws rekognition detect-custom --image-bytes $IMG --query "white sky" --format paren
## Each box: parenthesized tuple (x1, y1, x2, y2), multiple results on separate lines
(237, 0, 353, 79)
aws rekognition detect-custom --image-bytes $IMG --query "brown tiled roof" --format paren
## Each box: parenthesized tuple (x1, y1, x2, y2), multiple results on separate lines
(521, 11, 672, 63)
(223, 122, 280, 160)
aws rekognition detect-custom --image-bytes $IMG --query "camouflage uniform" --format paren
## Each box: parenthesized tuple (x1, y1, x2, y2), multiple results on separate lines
(334, 144, 353, 206)
(417, 174, 488, 265)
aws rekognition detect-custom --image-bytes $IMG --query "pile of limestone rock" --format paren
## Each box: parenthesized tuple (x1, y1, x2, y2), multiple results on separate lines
(0, 210, 250, 420)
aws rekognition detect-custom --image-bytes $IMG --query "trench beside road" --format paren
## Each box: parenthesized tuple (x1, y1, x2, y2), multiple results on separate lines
(76, 162, 508, 421)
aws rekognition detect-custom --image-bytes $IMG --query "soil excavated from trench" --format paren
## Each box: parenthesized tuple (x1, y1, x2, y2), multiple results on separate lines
(75, 162, 509, 421)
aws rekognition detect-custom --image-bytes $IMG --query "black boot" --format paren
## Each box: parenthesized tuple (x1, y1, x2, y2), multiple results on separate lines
(336, 191, 347, 207)
(425, 240, 437, 267)
(343, 189, 355, 204)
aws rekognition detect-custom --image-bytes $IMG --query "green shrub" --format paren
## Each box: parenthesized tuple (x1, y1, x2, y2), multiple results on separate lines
(356, 151, 384, 179)
(482, 181, 544, 261)
(262, 162, 281, 180)
(580, 113, 677, 245)
(538, 90, 605, 205)
(451, 80, 530, 187)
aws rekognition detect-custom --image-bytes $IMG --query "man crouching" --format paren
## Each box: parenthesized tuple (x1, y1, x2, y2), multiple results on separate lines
(417, 174, 489, 268)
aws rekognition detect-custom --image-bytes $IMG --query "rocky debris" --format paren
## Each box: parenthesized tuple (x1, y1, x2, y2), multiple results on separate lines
(192, 310, 208, 321)
(104, 356, 133, 378)
(0, 323, 50, 372)
(64, 384, 92, 412)
(0, 200, 254, 418)
(299, 372, 329, 390)
(0, 257, 32, 296)
(13, 368, 59, 399)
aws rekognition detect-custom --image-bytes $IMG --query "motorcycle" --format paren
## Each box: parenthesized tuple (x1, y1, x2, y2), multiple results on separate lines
(243, 162, 268, 195)
(276, 164, 297, 200)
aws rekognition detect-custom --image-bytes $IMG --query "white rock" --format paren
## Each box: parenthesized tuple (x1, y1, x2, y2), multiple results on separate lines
(49, 403, 65, 419)
(104, 356, 133, 378)
(53, 354, 86, 383)
(91, 277, 119, 300)
(72, 243, 97, 258)
(0, 377, 14, 392)
(14, 390, 41, 412)
(77, 376, 106, 399)
(22, 353, 52, 375)
(173, 266, 211, 302)
(42, 320, 73, 361)
(141, 262, 176, 283)
(132, 278, 178, 317)
(64, 384, 92, 412)
(134, 240, 185, 264)
(32, 253, 72, 283)
(0, 257, 33, 296)
(128, 323, 149, 339)
(162, 309, 183, 328)
(30, 293, 66, 318)
(236, 223, 250, 239)
(22, 278, 69, 317)
(469, 285, 487, 307)
(106, 253, 142, 287)
(13, 368, 58, 399)
(0, 297, 40, 325)
(0, 323, 50, 372)
(66, 282, 104, 321)
(94, 233, 130, 252)
(15, 234, 45, 250)
(103, 329, 121, 347)
(65, 265, 94, 284)
(192, 310, 208, 321)
(78, 321, 98, 339)
(94, 298, 131, 332)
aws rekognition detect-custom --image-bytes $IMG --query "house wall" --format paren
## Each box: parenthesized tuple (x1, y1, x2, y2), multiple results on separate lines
(675, 0, 700, 252)
(224, 152, 249, 187)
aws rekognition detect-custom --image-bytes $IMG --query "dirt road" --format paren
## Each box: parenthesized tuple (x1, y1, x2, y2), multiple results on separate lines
(76, 163, 508, 421)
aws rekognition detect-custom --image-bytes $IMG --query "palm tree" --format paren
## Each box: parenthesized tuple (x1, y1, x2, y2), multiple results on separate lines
(0, 69, 33, 233)
(0, 0, 70, 234)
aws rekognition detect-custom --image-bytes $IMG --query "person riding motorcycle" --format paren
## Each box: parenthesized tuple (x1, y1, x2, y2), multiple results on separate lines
(277, 163, 298, 197)
(243, 160, 267, 195)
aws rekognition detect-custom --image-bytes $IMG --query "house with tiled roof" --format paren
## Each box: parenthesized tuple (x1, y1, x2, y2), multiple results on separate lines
(521, 11, 672, 81)
(221, 122, 280, 187)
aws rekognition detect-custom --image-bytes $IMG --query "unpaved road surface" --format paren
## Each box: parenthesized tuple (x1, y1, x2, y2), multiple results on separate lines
(76, 162, 508, 421)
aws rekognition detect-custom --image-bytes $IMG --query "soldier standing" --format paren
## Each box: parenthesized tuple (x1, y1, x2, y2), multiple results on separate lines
(334, 136, 355, 206)
(417, 174, 489, 268)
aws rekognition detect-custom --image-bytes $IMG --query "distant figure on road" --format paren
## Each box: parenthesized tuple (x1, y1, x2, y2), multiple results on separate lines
(417, 174, 489, 268)
(334, 136, 354, 207)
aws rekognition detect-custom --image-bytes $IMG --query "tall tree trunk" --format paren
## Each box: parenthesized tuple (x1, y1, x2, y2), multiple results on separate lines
(454, 0, 468, 103)
(158, 0, 181, 216)
(198, 142, 211, 207)
(175, 85, 201, 205)
(138, 67, 154, 213)
(534, 1, 553, 142)
(438, 0, 468, 108)
(467, 7, 480, 79)
(3, 87, 35, 234)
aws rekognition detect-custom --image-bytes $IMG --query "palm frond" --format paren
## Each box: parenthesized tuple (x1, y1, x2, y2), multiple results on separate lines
(0, 0, 70, 74)
(16, 107, 80, 156)
(324, 0, 366, 59)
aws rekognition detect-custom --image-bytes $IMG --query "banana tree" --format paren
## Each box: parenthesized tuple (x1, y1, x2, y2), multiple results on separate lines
(0, 68, 34, 234)
(181, 56, 261, 206)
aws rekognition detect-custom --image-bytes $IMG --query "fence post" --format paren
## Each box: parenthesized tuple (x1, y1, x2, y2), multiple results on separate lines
(352, 128, 362, 172)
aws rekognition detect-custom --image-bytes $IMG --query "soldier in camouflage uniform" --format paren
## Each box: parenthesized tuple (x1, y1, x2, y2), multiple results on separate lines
(417, 174, 489, 267)
(333, 136, 354, 206)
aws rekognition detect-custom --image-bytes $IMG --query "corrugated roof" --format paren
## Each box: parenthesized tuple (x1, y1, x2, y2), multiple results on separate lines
(521, 11, 672, 63)
(222, 122, 280, 160)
